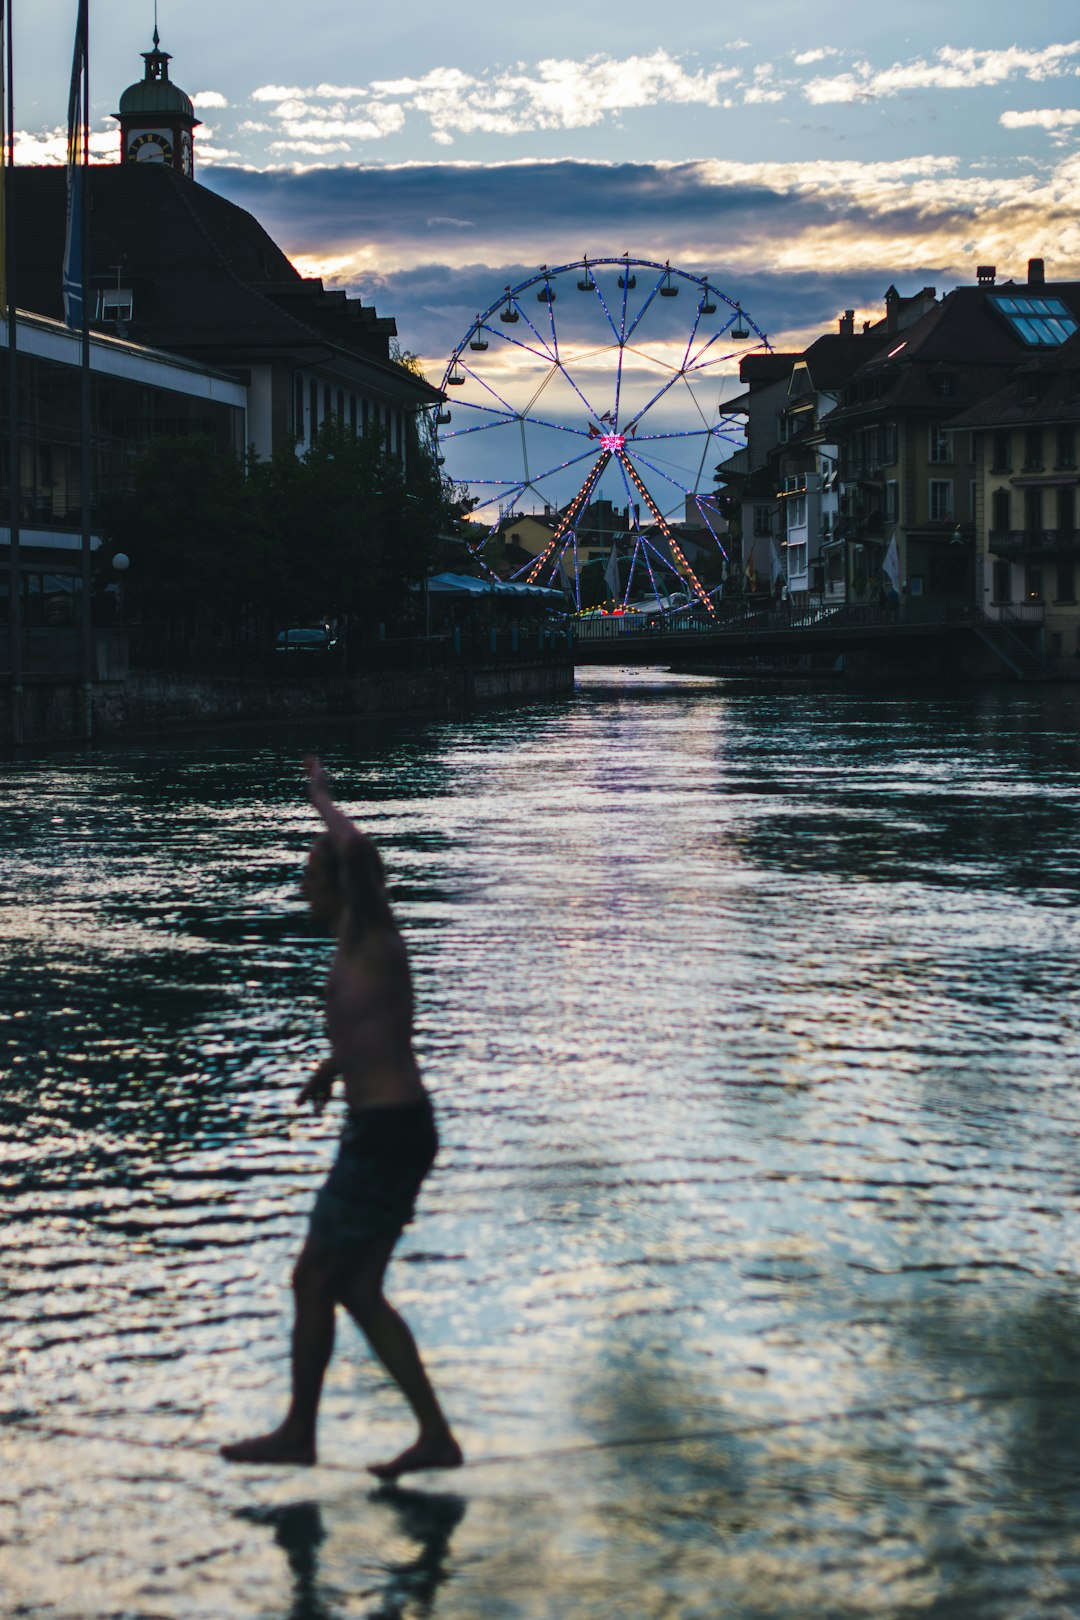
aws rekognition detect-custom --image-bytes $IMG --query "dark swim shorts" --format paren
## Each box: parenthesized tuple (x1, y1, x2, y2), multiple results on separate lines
(309, 1095, 438, 1256)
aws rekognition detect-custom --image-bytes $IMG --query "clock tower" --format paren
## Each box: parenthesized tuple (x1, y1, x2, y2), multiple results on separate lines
(115, 30, 200, 177)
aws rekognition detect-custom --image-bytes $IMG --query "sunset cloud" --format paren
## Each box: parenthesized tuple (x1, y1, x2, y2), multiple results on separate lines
(805, 41, 1080, 103)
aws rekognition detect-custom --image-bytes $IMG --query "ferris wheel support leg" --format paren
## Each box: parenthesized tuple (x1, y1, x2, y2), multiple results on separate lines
(615, 450, 716, 618)
(524, 451, 611, 586)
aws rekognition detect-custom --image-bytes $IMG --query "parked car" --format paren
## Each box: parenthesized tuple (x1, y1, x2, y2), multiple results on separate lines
(274, 625, 338, 656)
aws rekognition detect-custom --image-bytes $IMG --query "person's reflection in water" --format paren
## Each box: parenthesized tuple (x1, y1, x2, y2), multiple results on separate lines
(237, 1487, 466, 1620)
(236, 1501, 331, 1620)
(369, 1485, 467, 1617)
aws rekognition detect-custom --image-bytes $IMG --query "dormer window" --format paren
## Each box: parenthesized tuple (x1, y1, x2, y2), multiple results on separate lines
(96, 287, 133, 325)
(931, 372, 955, 398)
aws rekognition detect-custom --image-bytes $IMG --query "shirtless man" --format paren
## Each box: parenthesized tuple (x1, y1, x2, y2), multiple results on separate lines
(221, 757, 462, 1479)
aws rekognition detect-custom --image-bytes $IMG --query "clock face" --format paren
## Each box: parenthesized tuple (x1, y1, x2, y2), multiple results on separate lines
(128, 129, 173, 164)
(180, 131, 193, 177)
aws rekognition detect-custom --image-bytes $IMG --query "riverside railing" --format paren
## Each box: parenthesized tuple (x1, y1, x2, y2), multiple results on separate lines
(573, 596, 990, 642)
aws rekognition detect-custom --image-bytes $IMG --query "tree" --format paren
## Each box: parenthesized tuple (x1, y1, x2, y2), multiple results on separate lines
(99, 414, 466, 638)
(96, 435, 268, 624)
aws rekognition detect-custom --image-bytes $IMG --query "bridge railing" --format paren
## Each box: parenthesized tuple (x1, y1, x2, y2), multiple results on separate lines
(572, 596, 985, 641)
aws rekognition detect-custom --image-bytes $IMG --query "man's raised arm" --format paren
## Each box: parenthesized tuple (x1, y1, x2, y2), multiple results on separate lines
(304, 756, 363, 850)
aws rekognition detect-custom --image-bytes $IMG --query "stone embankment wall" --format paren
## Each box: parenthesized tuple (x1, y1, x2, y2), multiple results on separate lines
(1, 657, 574, 746)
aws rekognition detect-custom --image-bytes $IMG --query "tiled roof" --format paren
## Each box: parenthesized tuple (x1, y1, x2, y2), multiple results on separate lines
(740, 353, 800, 383)
(798, 331, 887, 390)
(947, 332, 1080, 430)
(9, 165, 440, 404)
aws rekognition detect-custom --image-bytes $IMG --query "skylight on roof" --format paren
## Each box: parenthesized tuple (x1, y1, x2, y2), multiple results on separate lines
(989, 293, 1078, 347)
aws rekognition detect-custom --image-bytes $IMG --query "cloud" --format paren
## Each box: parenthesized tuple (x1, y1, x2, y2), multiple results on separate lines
(192, 90, 228, 109)
(1000, 108, 1080, 129)
(204, 150, 1080, 324)
(804, 41, 1080, 103)
(792, 49, 838, 67)
(251, 51, 742, 146)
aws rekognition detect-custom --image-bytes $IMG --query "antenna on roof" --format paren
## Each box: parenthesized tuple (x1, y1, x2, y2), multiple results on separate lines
(153, 0, 160, 47)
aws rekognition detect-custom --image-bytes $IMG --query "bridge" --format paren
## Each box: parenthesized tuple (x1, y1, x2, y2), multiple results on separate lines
(572, 599, 1049, 681)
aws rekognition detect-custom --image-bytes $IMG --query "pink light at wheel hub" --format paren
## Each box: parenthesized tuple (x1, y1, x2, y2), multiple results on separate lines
(599, 432, 625, 451)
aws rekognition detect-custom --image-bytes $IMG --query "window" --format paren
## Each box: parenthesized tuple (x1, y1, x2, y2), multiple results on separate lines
(1057, 425, 1076, 468)
(884, 481, 898, 522)
(96, 287, 133, 324)
(992, 488, 1011, 531)
(785, 493, 806, 531)
(1025, 565, 1043, 602)
(1024, 488, 1043, 535)
(1057, 486, 1075, 535)
(1056, 558, 1075, 603)
(881, 423, 898, 464)
(993, 560, 1011, 604)
(989, 293, 1079, 346)
(991, 430, 1011, 471)
(1023, 428, 1043, 470)
(931, 372, 955, 398)
(787, 542, 808, 579)
(753, 505, 772, 537)
(929, 424, 952, 463)
(929, 479, 953, 522)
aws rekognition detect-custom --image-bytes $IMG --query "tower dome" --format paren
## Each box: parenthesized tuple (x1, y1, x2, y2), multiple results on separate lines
(114, 30, 200, 177)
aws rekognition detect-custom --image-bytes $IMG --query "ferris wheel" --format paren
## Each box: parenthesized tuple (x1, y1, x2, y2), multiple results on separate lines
(434, 257, 769, 615)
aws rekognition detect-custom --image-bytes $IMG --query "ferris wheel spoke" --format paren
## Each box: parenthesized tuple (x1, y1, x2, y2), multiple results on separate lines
(483, 321, 561, 373)
(456, 360, 529, 421)
(441, 411, 522, 442)
(678, 287, 709, 373)
(685, 324, 746, 375)
(587, 273, 623, 345)
(509, 296, 560, 367)
(624, 368, 687, 433)
(622, 264, 668, 346)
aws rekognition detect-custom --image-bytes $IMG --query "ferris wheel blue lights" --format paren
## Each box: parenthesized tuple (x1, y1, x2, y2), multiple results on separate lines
(435, 257, 769, 617)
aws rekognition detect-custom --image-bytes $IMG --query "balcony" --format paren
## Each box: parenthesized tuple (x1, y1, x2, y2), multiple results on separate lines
(989, 527, 1079, 558)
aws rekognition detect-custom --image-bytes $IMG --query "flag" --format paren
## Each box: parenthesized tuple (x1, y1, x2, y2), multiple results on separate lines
(62, 0, 88, 329)
(769, 538, 785, 591)
(882, 536, 900, 590)
(604, 540, 622, 599)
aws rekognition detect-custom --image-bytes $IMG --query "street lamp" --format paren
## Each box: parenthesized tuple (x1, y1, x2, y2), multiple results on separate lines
(112, 552, 129, 626)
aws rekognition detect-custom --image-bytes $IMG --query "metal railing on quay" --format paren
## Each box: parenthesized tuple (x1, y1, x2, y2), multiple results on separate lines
(572, 596, 980, 642)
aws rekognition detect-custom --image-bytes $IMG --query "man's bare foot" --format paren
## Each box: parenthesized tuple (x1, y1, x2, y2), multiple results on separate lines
(220, 1425, 316, 1467)
(368, 1432, 463, 1481)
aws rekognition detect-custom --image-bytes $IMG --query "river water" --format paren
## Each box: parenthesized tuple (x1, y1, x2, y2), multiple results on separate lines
(4, 669, 1080, 1619)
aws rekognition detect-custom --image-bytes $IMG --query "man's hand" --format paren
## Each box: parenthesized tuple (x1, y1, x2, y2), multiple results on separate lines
(304, 755, 332, 805)
(298, 1055, 338, 1114)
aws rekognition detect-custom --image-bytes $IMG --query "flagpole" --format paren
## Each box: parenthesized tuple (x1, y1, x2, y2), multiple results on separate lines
(78, 0, 91, 741)
(5, 0, 22, 746)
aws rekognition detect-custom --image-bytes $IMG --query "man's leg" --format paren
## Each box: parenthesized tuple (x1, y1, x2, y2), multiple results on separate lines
(221, 1239, 338, 1465)
(340, 1235, 462, 1480)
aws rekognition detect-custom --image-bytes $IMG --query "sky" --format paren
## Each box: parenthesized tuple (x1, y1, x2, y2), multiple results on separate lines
(13, 1, 1080, 514)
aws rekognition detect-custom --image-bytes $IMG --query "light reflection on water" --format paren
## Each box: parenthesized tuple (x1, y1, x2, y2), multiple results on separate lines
(5, 670, 1080, 1617)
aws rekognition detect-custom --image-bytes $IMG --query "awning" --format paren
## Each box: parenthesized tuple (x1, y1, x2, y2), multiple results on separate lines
(1010, 474, 1080, 488)
(423, 571, 564, 600)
